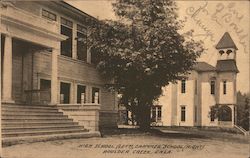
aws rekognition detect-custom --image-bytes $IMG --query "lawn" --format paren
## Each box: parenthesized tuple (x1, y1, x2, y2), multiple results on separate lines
(3, 128, 249, 158)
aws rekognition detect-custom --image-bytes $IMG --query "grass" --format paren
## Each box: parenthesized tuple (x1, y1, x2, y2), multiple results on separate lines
(100, 126, 249, 144)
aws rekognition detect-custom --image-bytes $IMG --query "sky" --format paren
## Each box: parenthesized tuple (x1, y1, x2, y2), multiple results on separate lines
(67, 0, 249, 94)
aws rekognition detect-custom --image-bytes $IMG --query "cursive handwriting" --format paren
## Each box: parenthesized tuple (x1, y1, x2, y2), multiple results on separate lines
(212, 2, 248, 53)
(186, 2, 216, 42)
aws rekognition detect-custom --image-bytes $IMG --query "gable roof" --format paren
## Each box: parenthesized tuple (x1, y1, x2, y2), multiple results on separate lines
(216, 59, 239, 73)
(215, 32, 238, 50)
(193, 62, 216, 72)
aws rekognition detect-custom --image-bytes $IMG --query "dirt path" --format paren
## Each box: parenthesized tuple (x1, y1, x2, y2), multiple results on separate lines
(3, 134, 249, 158)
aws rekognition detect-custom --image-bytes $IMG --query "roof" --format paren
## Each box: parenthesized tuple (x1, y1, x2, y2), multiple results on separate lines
(216, 59, 239, 73)
(193, 62, 216, 72)
(215, 32, 238, 50)
(53, 1, 98, 22)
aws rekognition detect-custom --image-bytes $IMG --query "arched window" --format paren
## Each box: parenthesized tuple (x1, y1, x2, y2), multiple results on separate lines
(226, 49, 232, 55)
(219, 50, 224, 55)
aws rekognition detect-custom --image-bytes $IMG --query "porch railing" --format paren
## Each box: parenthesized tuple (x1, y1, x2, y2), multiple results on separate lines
(24, 89, 51, 105)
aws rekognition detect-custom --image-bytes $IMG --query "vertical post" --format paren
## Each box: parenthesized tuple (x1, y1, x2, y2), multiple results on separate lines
(87, 48, 91, 64)
(51, 47, 59, 105)
(2, 34, 13, 103)
(0, 33, 3, 158)
(72, 24, 77, 60)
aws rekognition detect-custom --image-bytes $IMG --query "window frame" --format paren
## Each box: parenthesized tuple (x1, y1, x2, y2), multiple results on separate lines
(223, 80, 227, 95)
(41, 9, 57, 21)
(61, 17, 73, 28)
(76, 30, 87, 61)
(77, 84, 86, 104)
(181, 80, 186, 93)
(180, 106, 186, 122)
(150, 105, 162, 122)
(60, 81, 71, 104)
(210, 80, 215, 95)
(60, 17, 73, 58)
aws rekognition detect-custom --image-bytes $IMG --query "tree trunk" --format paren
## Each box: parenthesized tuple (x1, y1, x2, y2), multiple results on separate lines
(138, 104, 151, 131)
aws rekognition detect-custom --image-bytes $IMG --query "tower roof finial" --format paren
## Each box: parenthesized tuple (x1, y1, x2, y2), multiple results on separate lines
(215, 32, 238, 50)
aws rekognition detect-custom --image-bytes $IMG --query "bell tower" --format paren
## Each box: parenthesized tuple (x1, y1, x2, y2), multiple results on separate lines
(215, 32, 238, 126)
(215, 32, 237, 61)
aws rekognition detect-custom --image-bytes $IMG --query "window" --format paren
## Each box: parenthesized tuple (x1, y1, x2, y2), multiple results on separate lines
(157, 107, 162, 121)
(226, 50, 232, 55)
(60, 82, 71, 104)
(223, 81, 227, 94)
(181, 106, 186, 122)
(42, 9, 56, 21)
(77, 24, 87, 33)
(210, 107, 215, 122)
(92, 87, 100, 104)
(77, 25, 87, 61)
(151, 107, 156, 122)
(210, 80, 215, 95)
(61, 17, 73, 28)
(77, 85, 86, 104)
(151, 106, 162, 122)
(219, 50, 224, 55)
(61, 18, 73, 57)
(181, 80, 186, 93)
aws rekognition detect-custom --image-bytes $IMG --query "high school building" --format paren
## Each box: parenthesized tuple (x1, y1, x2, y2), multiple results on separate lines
(0, 1, 118, 145)
(153, 32, 238, 127)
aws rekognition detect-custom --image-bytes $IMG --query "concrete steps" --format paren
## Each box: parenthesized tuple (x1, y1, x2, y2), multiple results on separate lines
(3, 131, 101, 146)
(2, 122, 79, 127)
(2, 103, 99, 146)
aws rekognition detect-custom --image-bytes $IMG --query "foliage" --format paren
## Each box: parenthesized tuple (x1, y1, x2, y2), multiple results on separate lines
(236, 91, 249, 131)
(88, 0, 203, 130)
(210, 105, 232, 122)
(210, 92, 250, 131)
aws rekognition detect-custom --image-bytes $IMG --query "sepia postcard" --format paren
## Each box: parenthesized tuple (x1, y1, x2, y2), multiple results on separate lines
(0, 0, 249, 158)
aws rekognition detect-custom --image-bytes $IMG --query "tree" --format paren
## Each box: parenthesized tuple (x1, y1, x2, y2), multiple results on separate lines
(88, 0, 203, 130)
(236, 92, 249, 131)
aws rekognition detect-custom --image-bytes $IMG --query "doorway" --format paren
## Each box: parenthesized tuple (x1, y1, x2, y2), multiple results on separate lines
(60, 82, 70, 104)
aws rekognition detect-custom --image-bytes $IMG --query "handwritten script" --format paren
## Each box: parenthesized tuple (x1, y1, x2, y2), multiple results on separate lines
(185, 1, 248, 53)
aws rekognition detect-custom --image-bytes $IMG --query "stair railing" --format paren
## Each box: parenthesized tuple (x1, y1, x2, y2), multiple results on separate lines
(24, 89, 51, 105)
(234, 125, 249, 136)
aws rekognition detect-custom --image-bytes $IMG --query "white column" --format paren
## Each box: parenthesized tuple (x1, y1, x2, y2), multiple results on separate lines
(87, 48, 91, 64)
(51, 48, 59, 105)
(72, 24, 77, 59)
(0, 34, 3, 158)
(2, 35, 14, 103)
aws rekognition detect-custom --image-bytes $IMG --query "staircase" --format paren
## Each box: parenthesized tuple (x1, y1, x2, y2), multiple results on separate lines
(2, 103, 99, 146)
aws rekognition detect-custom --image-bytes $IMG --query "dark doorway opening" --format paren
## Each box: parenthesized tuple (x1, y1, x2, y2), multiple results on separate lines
(60, 82, 70, 104)
(219, 105, 232, 121)
(77, 85, 86, 104)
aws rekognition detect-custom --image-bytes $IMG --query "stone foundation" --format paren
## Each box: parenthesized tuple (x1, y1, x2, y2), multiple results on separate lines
(58, 104, 100, 132)
(99, 111, 118, 128)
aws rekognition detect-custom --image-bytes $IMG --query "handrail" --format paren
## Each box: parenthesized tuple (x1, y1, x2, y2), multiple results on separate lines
(234, 125, 249, 136)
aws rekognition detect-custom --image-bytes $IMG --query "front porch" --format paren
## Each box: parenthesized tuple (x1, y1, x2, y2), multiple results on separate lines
(0, 3, 102, 145)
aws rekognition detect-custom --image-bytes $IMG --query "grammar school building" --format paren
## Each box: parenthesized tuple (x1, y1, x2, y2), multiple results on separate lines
(154, 32, 238, 127)
(0, 1, 118, 145)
